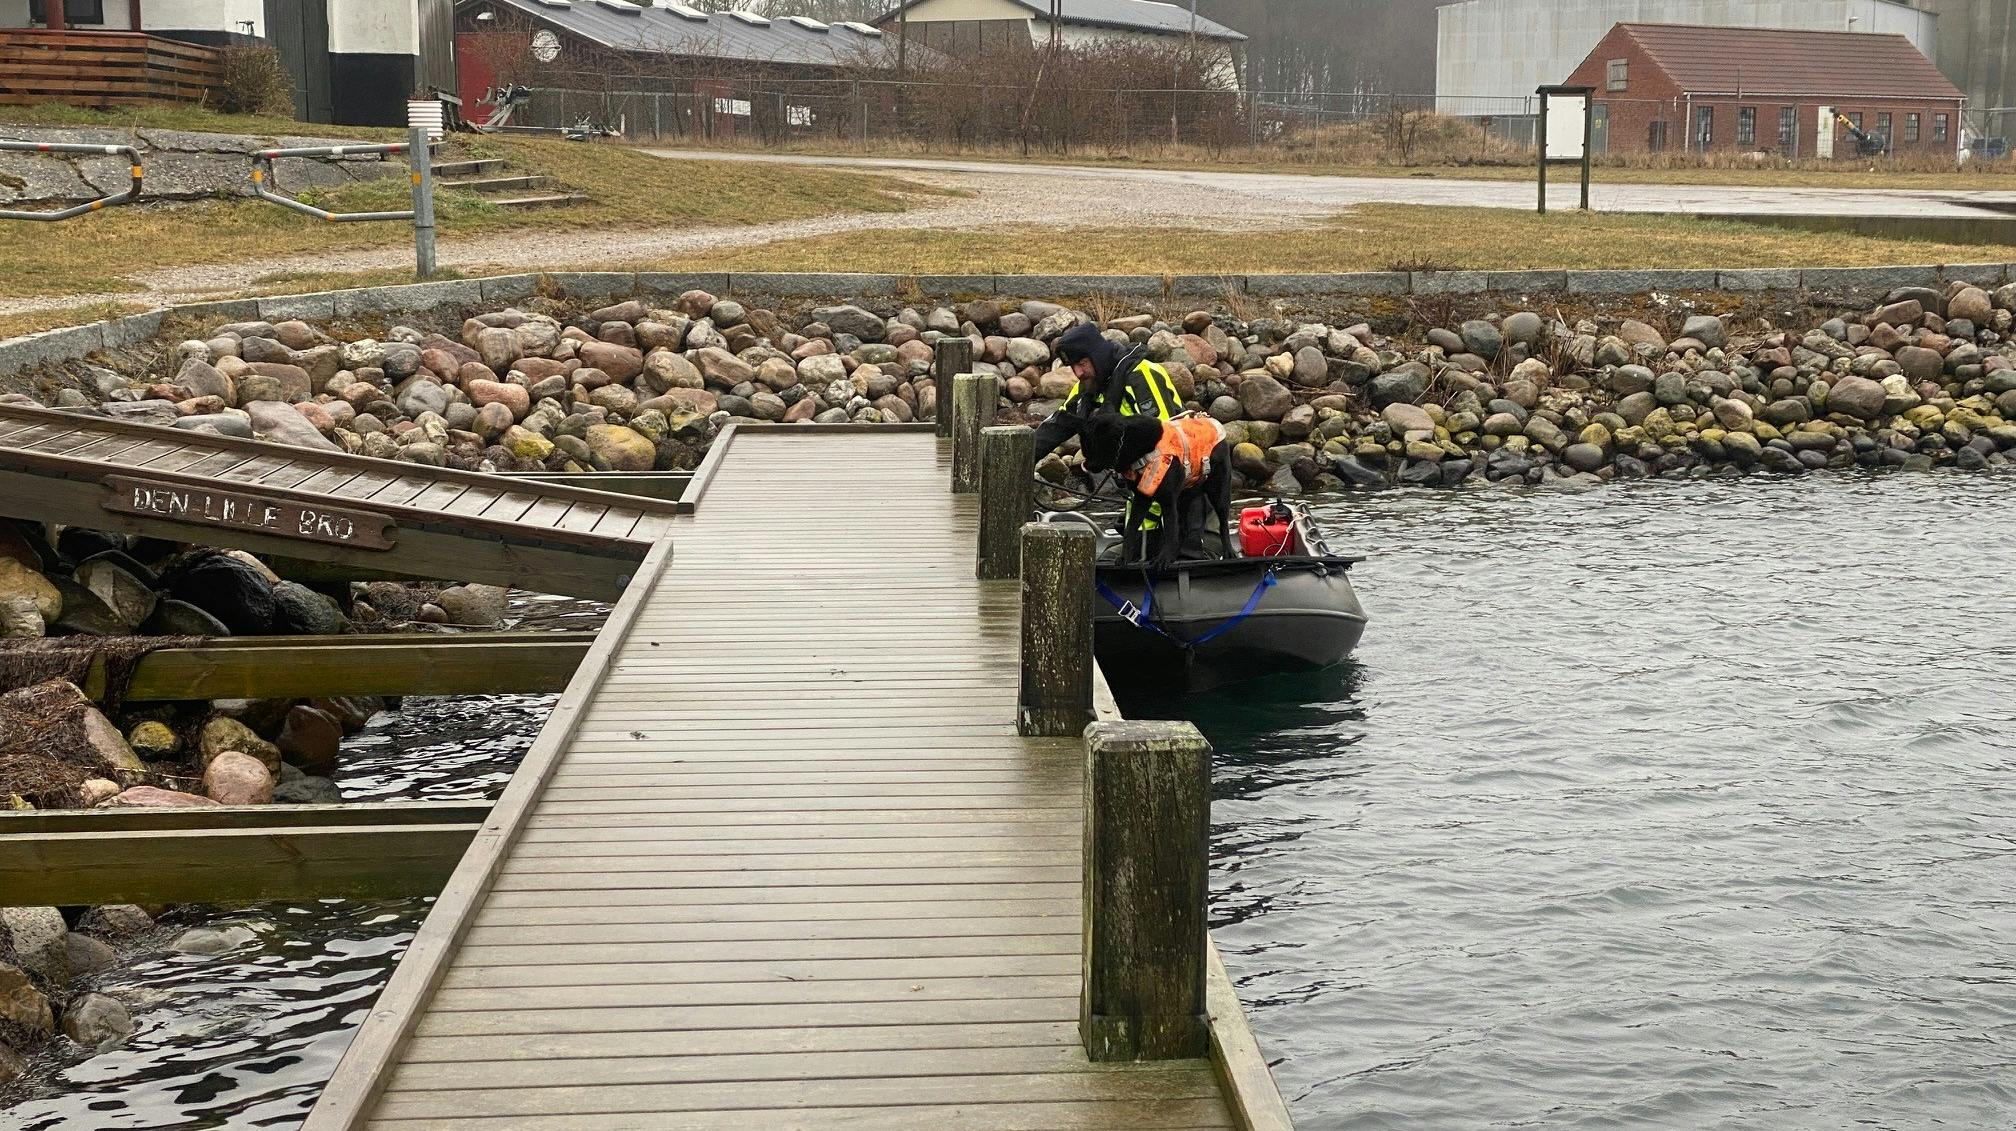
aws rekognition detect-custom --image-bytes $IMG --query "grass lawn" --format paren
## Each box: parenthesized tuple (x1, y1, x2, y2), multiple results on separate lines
(0, 106, 929, 301)
(648, 203, 2016, 276)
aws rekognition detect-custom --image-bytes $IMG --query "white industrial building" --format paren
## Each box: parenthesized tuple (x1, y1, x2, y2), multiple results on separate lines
(1436, 0, 1939, 107)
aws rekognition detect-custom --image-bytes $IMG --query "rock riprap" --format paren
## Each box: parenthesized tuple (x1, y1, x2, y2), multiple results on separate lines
(17, 282, 2016, 492)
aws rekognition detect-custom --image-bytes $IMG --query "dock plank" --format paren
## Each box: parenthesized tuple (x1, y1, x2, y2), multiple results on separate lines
(308, 429, 1234, 1130)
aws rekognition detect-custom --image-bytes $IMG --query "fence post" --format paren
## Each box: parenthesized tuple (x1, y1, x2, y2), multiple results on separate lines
(977, 426, 1036, 580)
(1080, 720, 1211, 1062)
(950, 372, 997, 493)
(408, 126, 436, 280)
(932, 336, 973, 437)
(1017, 522, 1093, 737)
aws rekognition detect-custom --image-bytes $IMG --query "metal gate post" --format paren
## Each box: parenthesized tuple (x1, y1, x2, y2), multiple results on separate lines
(409, 126, 437, 279)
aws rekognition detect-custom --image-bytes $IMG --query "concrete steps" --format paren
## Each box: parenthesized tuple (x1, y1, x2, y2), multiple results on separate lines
(434, 155, 586, 211)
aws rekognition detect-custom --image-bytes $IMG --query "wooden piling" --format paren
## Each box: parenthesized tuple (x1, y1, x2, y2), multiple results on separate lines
(977, 426, 1036, 580)
(932, 337, 973, 438)
(950, 372, 998, 494)
(1017, 521, 1094, 736)
(1081, 719, 1213, 1062)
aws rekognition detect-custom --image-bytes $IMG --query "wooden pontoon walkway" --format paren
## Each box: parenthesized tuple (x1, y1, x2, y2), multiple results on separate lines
(308, 426, 1248, 1130)
(0, 402, 679, 600)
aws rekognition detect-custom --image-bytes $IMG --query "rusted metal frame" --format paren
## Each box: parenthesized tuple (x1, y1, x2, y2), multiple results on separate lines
(0, 139, 142, 221)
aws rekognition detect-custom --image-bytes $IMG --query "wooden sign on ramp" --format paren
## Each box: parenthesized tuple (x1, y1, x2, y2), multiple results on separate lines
(103, 475, 397, 550)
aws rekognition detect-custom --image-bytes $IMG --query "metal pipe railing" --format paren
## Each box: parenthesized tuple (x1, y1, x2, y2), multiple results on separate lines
(0, 140, 143, 221)
(250, 141, 416, 222)
(249, 131, 437, 276)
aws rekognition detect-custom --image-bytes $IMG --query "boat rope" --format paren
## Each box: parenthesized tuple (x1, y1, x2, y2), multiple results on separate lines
(1095, 566, 1278, 650)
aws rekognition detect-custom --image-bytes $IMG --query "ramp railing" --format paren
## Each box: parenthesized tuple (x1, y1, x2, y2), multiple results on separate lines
(0, 140, 142, 221)
(250, 128, 438, 276)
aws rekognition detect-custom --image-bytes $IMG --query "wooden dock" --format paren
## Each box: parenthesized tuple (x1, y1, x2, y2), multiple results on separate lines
(0, 403, 679, 600)
(306, 425, 1277, 1130)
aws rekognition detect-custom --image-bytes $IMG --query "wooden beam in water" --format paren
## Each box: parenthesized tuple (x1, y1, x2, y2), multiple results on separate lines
(2, 801, 491, 834)
(109, 632, 595, 701)
(0, 803, 487, 905)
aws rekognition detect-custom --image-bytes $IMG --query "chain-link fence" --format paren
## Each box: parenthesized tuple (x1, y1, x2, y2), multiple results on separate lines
(508, 80, 2004, 170)
(512, 80, 1544, 163)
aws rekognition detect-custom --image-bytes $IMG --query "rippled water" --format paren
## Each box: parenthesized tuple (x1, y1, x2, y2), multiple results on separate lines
(1176, 472, 2016, 1129)
(11, 477, 2015, 1129)
(2, 697, 563, 1128)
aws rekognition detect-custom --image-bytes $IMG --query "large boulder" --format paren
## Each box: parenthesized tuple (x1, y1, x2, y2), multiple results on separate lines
(276, 704, 344, 775)
(202, 750, 274, 805)
(0, 559, 60, 624)
(1236, 373, 1294, 421)
(0, 907, 70, 989)
(59, 991, 132, 1050)
(174, 357, 235, 405)
(105, 785, 218, 807)
(199, 716, 281, 772)
(1827, 374, 1888, 421)
(269, 581, 346, 635)
(814, 304, 887, 341)
(166, 553, 275, 635)
(584, 424, 656, 472)
(0, 961, 53, 1042)
(577, 341, 644, 382)
(1368, 366, 1429, 408)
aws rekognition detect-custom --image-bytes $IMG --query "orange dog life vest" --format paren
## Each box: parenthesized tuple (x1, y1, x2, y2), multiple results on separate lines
(1128, 414, 1226, 497)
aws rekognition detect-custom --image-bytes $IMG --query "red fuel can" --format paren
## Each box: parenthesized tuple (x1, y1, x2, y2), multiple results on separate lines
(1239, 505, 1293, 558)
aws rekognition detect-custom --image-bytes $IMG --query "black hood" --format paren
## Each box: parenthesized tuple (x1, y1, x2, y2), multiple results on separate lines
(1055, 322, 1119, 375)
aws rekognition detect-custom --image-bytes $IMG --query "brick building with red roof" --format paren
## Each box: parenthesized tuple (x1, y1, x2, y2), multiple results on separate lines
(1565, 23, 1967, 159)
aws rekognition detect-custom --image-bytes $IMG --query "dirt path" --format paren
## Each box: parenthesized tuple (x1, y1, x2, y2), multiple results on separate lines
(0, 169, 1331, 321)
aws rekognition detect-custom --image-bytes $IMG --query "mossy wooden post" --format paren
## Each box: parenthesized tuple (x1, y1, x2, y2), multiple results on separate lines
(1017, 521, 1093, 736)
(950, 372, 997, 494)
(933, 337, 972, 438)
(1081, 719, 1212, 1062)
(977, 426, 1036, 580)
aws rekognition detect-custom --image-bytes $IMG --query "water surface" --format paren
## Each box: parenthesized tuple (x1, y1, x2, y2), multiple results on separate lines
(1182, 473, 2016, 1129)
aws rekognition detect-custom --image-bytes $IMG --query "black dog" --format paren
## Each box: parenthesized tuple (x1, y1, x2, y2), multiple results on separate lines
(1081, 411, 1233, 567)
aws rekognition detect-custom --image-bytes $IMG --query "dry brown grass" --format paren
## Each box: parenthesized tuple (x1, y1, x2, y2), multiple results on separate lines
(652, 203, 2016, 274)
(0, 131, 926, 301)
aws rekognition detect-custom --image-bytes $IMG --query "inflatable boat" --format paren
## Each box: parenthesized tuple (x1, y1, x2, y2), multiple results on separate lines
(1042, 502, 1369, 694)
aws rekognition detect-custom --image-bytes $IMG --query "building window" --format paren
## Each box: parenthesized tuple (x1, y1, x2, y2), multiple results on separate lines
(1779, 106, 1798, 152)
(1876, 112, 1893, 144)
(1606, 59, 1628, 92)
(28, 0, 104, 21)
(1905, 113, 1921, 142)
(1934, 113, 1950, 141)
(1648, 120, 1669, 153)
(1695, 105, 1713, 149)
(1845, 112, 1864, 131)
(1736, 107, 1756, 146)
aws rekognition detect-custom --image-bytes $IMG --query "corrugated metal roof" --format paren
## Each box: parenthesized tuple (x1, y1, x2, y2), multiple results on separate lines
(881, 0, 1245, 42)
(1615, 22, 1963, 100)
(475, 0, 913, 67)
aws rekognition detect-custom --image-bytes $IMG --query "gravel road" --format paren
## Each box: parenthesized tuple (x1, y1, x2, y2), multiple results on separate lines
(0, 167, 1328, 319)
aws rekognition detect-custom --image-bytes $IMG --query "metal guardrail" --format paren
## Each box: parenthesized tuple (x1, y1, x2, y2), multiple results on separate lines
(246, 128, 438, 276)
(0, 140, 142, 221)
(0, 130, 437, 278)
(250, 141, 415, 221)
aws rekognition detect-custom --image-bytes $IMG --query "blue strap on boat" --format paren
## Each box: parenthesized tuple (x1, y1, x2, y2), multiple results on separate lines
(1095, 567, 1277, 649)
(1096, 575, 1163, 635)
(1187, 568, 1277, 647)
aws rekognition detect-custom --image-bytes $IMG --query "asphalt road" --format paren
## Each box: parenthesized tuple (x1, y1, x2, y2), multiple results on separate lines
(651, 149, 2016, 220)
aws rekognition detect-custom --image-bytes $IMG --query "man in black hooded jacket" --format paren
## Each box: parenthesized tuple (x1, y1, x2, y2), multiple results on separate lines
(1031, 322, 1182, 461)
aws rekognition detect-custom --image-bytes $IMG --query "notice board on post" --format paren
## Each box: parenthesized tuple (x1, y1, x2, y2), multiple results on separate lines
(1536, 84, 1595, 214)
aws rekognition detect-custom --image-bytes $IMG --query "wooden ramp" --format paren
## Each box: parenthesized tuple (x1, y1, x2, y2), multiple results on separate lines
(308, 427, 1242, 1130)
(0, 403, 679, 601)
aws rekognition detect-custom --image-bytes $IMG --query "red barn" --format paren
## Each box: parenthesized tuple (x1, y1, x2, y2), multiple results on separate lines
(1565, 23, 1966, 159)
